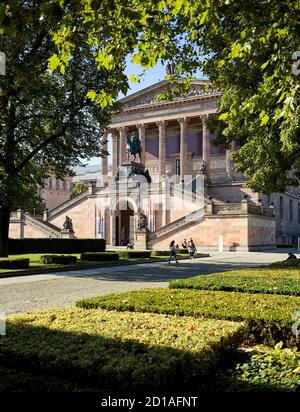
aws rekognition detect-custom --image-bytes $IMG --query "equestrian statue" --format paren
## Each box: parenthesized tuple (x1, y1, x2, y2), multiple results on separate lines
(126, 131, 142, 162)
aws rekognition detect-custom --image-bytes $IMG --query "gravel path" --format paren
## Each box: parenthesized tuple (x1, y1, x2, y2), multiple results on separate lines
(0, 251, 293, 315)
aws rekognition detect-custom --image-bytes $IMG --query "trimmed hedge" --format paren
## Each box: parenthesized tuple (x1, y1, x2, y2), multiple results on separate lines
(150, 250, 169, 257)
(8, 238, 106, 254)
(118, 251, 151, 259)
(76, 288, 300, 347)
(177, 248, 189, 254)
(169, 274, 300, 296)
(40, 255, 77, 265)
(0, 308, 245, 394)
(0, 258, 30, 270)
(81, 252, 119, 261)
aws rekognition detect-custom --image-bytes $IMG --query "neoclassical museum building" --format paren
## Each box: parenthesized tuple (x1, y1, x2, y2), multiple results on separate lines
(9, 79, 300, 250)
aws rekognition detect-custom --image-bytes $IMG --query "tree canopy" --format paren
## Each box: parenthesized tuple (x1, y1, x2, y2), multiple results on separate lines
(0, 1, 115, 255)
(42, 0, 300, 193)
(0, 0, 300, 255)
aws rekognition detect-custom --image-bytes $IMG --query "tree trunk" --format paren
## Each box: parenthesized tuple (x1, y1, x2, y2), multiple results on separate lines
(0, 206, 11, 257)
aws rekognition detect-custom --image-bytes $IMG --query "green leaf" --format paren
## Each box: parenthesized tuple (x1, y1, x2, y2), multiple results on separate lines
(219, 112, 229, 121)
(231, 42, 242, 58)
(48, 54, 60, 71)
(260, 113, 269, 126)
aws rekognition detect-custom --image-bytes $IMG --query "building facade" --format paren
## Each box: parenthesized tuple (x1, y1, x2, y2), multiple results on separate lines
(9, 80, 300, 249)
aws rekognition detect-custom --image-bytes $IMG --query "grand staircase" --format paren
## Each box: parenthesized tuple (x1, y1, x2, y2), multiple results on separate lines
(24, 214, 61, 238)
(48, 190, 89, 220)
(148, 206, 205, 242)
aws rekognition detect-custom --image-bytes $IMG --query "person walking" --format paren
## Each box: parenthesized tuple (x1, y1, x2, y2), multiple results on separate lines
(169, 240, 179, 264)
(188, 238, 196, 259)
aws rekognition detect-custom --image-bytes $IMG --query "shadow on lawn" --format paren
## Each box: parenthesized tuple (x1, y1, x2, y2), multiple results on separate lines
(66, 261, 264, 283)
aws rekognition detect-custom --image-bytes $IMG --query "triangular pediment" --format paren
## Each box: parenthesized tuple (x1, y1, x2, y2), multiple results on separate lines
(118, 79, 215, 110)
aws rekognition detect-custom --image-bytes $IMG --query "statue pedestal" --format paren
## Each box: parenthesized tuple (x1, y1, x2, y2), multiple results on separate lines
(119, 161, 145, 178)
(134, 229, 147, 250)
(61, 229, 75, 239)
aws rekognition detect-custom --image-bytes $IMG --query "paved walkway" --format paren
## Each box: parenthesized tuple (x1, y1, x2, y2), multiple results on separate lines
(0, 251, 294, 315)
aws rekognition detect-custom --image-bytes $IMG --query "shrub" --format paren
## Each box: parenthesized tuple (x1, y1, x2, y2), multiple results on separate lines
(76, 288, 300, 348)
(40, 255, 77, 265)
(170, 274, 300, 296)
(216, 342, 300, 392)
(150, 250, 169, 257)
(0, 308, 245, 394)
(269, 260, 300, 268)
(0, 258, 30, 270)
(177, 248, 189, 254)
(8, 238, 106, 254)
(118, 251, 151, 259)
(81, 252, 119, 261)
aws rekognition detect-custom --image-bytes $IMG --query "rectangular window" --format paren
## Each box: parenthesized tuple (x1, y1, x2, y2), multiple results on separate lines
(279, 197, 284, 219)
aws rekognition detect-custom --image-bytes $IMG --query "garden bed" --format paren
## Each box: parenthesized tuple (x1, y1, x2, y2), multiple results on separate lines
(0, 308, 245, 394)
(169, 273, 300, 296)
(76, 288, 300, 347)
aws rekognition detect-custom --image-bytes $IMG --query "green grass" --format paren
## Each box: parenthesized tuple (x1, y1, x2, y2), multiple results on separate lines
(0, 251, 206, 273)
(0, 307, 244, 393)
(169, 269, 300, 296)
(76, 288, 300, 347)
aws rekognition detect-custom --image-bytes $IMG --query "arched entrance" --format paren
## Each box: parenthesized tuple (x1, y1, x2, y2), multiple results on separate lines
(115, 200, 135, 246)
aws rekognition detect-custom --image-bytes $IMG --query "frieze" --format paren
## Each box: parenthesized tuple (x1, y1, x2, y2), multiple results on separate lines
(111, 100, 218, 125)
(122, 84, 218, 110)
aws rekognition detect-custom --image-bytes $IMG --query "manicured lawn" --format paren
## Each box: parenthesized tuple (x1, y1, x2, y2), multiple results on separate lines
(76, 288, 300, 347)
(0, 252, 207, 273)
(0, 308, 244, 393)
(169, 268, 300, 296)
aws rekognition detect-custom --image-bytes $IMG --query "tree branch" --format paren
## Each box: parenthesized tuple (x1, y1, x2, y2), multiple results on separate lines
(16, 124, 69, 173)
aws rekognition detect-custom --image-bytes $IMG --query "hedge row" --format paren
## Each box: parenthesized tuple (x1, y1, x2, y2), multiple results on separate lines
(169, 274, 300, 296)
(0, 308, 245, 394)
(81, 252, 119, 261)
(0, 258, 30, 270)
(150, 250, 170, 257)
(76, 288, 300, 347)
(118, 251, 151, 259)
(8, 238, 106, 254)
(40, 255, 77, 265)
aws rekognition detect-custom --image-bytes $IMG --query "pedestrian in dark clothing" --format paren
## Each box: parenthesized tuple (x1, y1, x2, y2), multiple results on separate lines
(287, 252, 297, 260)
(169, 240, 179, 264)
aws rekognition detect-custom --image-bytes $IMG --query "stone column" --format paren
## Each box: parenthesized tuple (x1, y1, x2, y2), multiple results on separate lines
(157, 120, 167, 177)
(137, 124, 146, 165)
(112, 132, 119, 177)
(201, 115, 210, 177)
(100, 130, 108, 185)
(118, 127, 126, 164)
(109, 212, 116, 246)
(178, 118, 188, 184)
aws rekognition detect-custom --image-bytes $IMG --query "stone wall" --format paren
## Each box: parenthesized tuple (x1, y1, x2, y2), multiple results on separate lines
(49, 197, 96, 238)
(9, 220, 47, 239)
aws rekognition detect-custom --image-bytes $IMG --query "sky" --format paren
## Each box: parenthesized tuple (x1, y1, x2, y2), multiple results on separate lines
(85, 58, 167, 167)
(84, 56, 204, 168)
